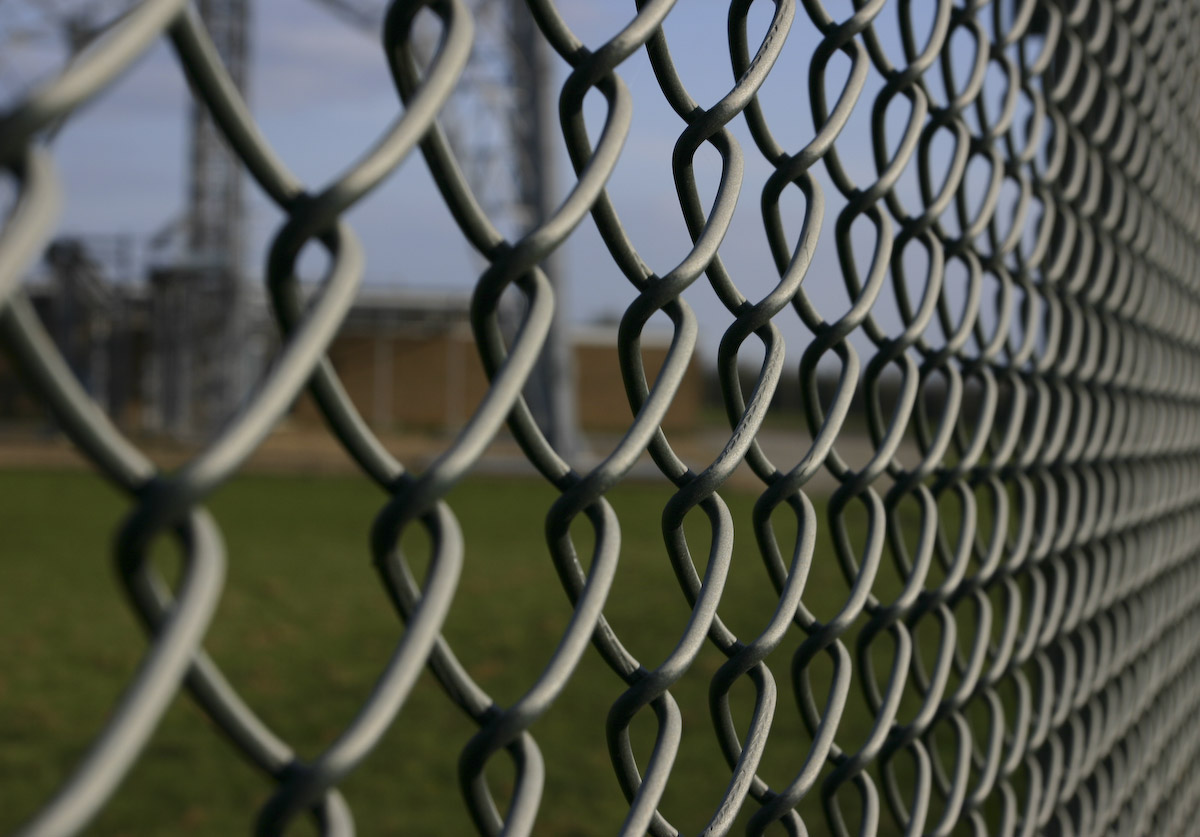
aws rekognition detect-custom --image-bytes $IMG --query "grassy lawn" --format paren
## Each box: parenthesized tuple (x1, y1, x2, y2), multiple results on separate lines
(0, 468, 984, 835)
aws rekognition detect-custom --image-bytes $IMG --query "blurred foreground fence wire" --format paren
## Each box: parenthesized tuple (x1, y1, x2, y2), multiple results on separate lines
(4, 0, 1200, 834)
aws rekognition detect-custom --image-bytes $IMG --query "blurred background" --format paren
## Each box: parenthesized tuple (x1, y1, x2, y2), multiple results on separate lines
(0, 0, 980, 476)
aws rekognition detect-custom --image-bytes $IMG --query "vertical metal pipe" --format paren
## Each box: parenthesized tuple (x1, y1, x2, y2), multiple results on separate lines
(507, 0, 580, 458)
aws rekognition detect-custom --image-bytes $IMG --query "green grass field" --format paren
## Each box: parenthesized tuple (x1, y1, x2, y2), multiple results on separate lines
(1, 468, 985, 835)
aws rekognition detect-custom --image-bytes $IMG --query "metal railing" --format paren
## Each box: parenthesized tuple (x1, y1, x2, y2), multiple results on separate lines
(3, 0, 1200, 834)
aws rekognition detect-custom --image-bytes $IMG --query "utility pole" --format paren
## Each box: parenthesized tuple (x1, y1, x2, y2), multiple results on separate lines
(505, 0, 580, 458)
(0, 0, 254, 440)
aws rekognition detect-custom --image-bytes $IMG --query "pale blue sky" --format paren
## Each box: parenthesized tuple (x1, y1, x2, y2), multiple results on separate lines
(33, 0, 1017, 363)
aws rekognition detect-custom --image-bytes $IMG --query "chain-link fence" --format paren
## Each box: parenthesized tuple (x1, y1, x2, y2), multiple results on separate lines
(4, 0, 1200, 834)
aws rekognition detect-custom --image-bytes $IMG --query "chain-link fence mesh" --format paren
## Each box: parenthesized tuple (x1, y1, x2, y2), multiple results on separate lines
(4, 0, 1200, 834)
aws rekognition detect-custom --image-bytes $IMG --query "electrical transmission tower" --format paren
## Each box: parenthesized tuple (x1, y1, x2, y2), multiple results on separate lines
(322, 0, 581, 458)
(150, 0, 252, 439)
(2, 0, 578, 452)
(0, 0, 255, 440)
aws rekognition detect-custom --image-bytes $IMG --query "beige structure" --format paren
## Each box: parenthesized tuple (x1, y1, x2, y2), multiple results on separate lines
(291, 294, 701, 434)
(0, 285, 702, 436)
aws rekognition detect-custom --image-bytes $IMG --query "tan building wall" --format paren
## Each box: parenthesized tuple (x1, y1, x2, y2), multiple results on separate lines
(292, 326, 700, 434)
(574, 341, 700, 432)
(0, 287, 701, 436)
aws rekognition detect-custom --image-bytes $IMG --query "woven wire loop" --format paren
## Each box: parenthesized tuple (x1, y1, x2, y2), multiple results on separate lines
(3, 0, 1200, 834)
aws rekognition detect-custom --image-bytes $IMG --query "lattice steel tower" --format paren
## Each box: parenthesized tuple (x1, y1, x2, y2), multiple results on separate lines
(0, 0, 254, 439)
(151, 0, 252, 438)
(502, 0, 580, 459)
(190, 0, 251, 431)
(4, 0, 577, 450)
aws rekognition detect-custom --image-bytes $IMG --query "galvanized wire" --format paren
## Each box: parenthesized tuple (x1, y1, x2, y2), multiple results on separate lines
(3, 0, 1200, 835)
